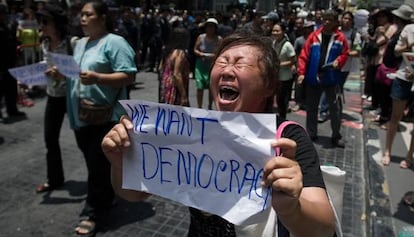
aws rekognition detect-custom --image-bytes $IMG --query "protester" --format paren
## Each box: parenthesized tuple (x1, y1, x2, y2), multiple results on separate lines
(16, 6, 40, 65)
(0, 4, 26, 122)
(193, 17, 221, 109)
(271, 22, 296, 119)
(66, 1, 137, 235)
(292, 20, 315, 112)
(297, 9, 349, 148)
(319, 11, 362, 121)
(382, 5, 414, 167)
(365, 9, 396, 112)
(102, 33, 335, 237)
(158, 16, 190, 106)
(35, 4, 70, 193)
(375, 5, 412, 129)
(338, 11, 361, 114)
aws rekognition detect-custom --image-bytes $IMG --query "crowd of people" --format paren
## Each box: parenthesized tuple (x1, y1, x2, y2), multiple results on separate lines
(1, 0, 414, 236)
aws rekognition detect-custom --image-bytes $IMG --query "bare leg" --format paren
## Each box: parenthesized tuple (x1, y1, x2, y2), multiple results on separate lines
(208, 89, 213, 110)
(197, 89, 203, 108)
(382, 99, 406, 165)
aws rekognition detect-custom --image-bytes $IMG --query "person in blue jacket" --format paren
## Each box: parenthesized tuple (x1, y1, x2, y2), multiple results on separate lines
(297, 9, 349, 148)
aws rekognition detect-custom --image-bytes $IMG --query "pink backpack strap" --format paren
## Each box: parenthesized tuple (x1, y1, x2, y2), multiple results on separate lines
(275, 121, 304, 156)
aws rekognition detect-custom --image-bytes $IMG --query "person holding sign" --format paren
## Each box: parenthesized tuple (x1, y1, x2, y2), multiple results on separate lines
(65, 1, 137, 236)
(382, 12, 414, 168)
(34, 3, 71, 194)
(102, 33, 335, 237)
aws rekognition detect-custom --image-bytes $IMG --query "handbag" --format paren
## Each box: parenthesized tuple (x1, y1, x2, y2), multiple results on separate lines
(235, 121, 345, 237)
(78, 98, 114, 125)
(77, 78, 121, 125)
(376, 63, 395, 86)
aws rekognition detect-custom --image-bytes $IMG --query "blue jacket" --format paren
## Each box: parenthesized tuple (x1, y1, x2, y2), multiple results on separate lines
(298, 27, 349, 86)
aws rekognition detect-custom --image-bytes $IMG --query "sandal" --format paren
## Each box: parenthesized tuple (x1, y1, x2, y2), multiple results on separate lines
(382, 154, 391, 166)
(36, 183, 52, 193)
(75, 218, 97, 237)
(400, 158, 413, 169)
(36, 182, 63, 193)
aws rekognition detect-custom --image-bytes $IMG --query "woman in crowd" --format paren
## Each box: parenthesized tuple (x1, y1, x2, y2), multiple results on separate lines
(102, 33, 335, 237)
(158, 17, 190, 106)
(382, 7, 414, 168)
(35, 4, 70, 193)
(271, 22, 296, 119)
(66, 1, 137, 235)
(193, 17, 222, 109)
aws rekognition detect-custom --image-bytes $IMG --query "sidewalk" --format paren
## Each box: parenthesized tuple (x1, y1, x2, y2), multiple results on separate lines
(0, 71, 368, 237)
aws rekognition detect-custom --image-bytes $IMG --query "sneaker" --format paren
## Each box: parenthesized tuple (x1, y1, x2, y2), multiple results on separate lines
(332, 138, 345, 148)
(361, 94, 368, 100)
(318, 113, 328, 123)
(290, 104, 300, 112)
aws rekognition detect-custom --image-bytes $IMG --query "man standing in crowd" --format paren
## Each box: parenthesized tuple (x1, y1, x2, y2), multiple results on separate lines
(0, 4, 26, 123)
(297, 9, 349, 148)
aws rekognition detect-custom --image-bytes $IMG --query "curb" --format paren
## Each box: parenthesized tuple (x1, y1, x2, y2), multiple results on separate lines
(364, 113, 395, 237)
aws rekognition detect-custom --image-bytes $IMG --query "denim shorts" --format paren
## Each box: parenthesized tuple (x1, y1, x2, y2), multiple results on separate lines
(391, 78, 414, 100)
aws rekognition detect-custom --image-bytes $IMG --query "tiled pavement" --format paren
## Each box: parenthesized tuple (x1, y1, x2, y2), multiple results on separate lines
(0, 72, 368, 237)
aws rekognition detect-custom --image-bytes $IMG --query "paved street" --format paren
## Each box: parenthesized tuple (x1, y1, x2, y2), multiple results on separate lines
(0, 71, 412, 237)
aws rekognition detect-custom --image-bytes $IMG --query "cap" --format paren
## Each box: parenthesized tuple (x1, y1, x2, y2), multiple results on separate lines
(37, 3, 67, 24)
(405, 0, 414, 10)
(392, 4, 414, 21)
(261, 11, 279, 22)
(205, 17, 218, 26)
(304, 20, 315, 28)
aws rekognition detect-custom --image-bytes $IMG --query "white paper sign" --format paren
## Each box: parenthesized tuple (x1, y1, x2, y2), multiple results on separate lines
(119, 100, 277, 225)
(48, 52, 80, 78)
(8, 62, 48, 85)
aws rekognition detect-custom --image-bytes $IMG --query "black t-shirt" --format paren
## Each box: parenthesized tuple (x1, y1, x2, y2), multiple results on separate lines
(187, 118, 325, 237)
(319, 33, 332, 72)
(277, 118, 325, 188)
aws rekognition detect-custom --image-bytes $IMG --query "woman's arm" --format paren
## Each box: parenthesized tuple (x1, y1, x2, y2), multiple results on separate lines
(172, 50, 189, 106)
(193, 35, 204, 57)
(101, 116, 151, 201)
(79, 71, 135, 87)
(262, 135, 335, 237)
(280, 55, 296, 68)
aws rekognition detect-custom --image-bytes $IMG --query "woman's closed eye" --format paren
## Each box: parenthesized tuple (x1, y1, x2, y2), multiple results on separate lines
(214, 61, 254, 71)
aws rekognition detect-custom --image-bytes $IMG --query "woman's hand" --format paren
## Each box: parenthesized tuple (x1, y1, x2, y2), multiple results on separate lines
(406, 67, 414, 81)
(80, 71, 100, 85)
(262, 138, 303, 215)
(102, 116, 133, 169)
(101, 116, 151, 201)
(45, 66, 65, 81)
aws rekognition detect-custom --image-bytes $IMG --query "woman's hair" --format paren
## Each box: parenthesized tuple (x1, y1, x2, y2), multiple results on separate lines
(84, 0, 114, 32)
(273, 22, 287, 32)
(162, 23, 190, 61)
(212, 33, 280, 112)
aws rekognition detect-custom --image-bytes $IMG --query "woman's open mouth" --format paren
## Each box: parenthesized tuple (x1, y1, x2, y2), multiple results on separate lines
(219, 86, 239, 102)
